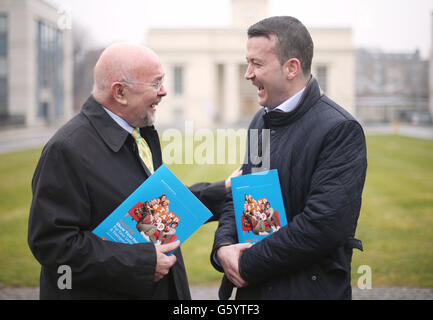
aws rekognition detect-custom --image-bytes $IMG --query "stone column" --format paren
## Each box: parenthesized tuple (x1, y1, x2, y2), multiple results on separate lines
(223, 62, 241, 125)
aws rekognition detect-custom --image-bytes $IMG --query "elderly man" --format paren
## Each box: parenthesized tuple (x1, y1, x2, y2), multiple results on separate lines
(28, 43, 237, 299)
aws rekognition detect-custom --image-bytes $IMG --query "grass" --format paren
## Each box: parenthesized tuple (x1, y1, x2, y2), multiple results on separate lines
(0, 149, 42, 287)
(351, 135, 433, 288)
(0, 134, 432, 288)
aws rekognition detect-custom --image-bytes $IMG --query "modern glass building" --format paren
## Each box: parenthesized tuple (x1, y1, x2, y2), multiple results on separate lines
(36, 20, 64, 120)
(0, 0, 72, 127)
(0, 14, 8, 120)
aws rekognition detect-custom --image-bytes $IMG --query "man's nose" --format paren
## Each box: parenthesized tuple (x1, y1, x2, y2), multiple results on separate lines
(158, 84, 167, 97)
(244, 65, 254, 80)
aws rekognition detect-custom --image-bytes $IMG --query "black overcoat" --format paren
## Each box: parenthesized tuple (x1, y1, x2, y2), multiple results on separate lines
(28, 96, 225, 299)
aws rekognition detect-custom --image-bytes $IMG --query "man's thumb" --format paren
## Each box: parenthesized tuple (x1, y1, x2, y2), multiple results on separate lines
(157, 240, 180, 253)
(239, 242, 253, 251)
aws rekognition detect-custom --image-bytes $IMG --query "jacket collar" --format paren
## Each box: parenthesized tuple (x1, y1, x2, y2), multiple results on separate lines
(81, 95, 131, 153)
(81, 96, 159, 177)
(262, 76, 323, 128)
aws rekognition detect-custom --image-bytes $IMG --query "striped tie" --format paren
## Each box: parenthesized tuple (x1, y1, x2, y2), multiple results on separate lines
(131, 128, 154, 174)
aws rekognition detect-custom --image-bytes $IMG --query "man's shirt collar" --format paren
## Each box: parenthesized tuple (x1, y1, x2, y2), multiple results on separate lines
(102, 106, 135, 134)
(265, 86, 306, 113)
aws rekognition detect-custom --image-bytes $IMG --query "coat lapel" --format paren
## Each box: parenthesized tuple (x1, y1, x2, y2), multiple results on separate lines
(81, 95, 153, 178)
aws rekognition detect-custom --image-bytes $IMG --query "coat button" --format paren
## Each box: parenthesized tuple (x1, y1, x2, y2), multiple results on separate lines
(311, 275, 317, 281)
(270, 130, 276, 135)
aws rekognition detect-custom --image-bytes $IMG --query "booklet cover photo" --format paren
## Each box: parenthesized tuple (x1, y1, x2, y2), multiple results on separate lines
(93, 164, 212, 253)
(231, 169, 288, 244)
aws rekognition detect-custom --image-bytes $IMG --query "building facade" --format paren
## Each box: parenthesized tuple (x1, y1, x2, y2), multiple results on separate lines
(0, 0, 72, 128)
(430, 11, 433, 119)
(147, 0, 355, 128)
(356, 48, 429, 123)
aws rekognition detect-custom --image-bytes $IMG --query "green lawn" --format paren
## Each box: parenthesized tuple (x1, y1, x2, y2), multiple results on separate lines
(0, 149, 42, 286)
(0, 134, 432, 288)
(352, 135, 433, 288)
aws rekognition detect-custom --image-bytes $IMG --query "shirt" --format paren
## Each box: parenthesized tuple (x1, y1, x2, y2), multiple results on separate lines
(266, 87, 306, 113)
(103, 106, 135, 134)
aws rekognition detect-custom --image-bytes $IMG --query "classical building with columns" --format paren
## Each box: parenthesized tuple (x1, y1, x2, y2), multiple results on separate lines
(147, 0, 355, 128)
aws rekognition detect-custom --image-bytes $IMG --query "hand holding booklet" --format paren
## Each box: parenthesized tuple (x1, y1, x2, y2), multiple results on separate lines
(92, 164, 212, 254)
(231, 169, 288, 244)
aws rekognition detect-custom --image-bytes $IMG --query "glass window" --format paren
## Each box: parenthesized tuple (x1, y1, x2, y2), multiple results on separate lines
(0, 14, 6, 32)
(36, 20, 64, 120)
(0, 78, 7, 102)
(0, 33, 6, 57)
(0, 14, 8, 117)
(0, 59, 7, 76)
(173, 66, 184, 96)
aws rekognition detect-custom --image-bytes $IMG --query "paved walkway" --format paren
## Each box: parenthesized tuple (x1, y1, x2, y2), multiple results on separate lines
(365, 123, 433, 140)
(1, 286, 432, 300)
(0, 125, 58, 154)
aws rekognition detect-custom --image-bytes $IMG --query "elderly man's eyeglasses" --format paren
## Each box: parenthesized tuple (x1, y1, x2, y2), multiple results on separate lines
(120, 76, 165, 91)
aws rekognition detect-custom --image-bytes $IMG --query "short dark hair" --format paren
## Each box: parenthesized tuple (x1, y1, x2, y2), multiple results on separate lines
(247, 16, 314, 76)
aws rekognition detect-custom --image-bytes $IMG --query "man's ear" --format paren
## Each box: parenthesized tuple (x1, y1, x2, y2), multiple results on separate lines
(284, 58, 301, 81)
(111, 82, 128, 105)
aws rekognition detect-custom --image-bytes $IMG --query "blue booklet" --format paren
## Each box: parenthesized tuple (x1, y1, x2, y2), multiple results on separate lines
(93, 164, 212, 254)
(231, 169, 288, 244)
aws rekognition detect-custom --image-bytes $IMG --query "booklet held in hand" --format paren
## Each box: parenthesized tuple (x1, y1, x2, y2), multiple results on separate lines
(231, 169, 288, 244)
(93, 165, 212, 254)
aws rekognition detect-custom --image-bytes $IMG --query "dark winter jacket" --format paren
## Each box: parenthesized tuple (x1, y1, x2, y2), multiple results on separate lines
(211, 77, 367, 300)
